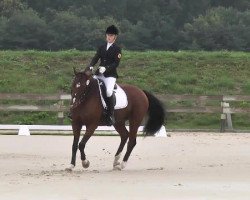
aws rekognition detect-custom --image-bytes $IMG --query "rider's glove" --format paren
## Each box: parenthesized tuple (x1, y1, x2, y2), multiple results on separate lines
(99, 66, 106, 74)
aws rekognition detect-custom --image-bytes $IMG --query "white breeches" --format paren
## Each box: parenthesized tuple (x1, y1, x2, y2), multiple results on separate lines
(96, 74, 116, 97)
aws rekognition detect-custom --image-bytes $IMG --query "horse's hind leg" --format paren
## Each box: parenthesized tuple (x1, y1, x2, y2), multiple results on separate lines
(121, 134, 137, 169)
(114, 120, 140, 170)
(113, 122, 129, 169)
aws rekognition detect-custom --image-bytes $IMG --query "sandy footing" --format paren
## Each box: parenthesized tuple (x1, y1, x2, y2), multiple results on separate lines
(0, 132, 250, 200)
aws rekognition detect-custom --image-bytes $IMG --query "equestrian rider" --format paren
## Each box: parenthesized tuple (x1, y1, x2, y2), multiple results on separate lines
(88, 25, 122, 125)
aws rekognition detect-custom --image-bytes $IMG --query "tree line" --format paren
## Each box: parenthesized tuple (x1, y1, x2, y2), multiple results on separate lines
(0, 0, 249, 51)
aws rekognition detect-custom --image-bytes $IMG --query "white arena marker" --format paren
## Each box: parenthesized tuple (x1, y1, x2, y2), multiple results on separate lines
(18, 125, 30, 136)
(154, 126, 167, 137)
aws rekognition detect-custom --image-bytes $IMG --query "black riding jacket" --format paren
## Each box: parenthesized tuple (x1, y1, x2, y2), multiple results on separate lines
(89, 43, 121, 78)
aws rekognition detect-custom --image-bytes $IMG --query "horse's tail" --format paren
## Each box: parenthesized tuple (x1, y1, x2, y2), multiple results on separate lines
(143, 90, 166, 136)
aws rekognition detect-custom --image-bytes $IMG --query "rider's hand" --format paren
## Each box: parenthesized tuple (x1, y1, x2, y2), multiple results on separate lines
(99, 66, 106, 74)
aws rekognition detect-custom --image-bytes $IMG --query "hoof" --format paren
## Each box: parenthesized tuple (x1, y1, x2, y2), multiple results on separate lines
(113, 161, 120, 167)
(113, 161, 127, 171)
(113, 165, 122, 171)
(121, 161, 127, 169)
(113, 154, 121, 167)
(65, 164, 75, 172)
(82, 160, 90, 168)
(113, 161, 121, 170)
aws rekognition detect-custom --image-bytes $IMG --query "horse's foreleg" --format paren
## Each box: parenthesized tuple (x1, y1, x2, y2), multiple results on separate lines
(65, 125, 81, 171)
(78, 127, 96, 169)
(79, 134, 91, 168)
(70, 135, 80, 165)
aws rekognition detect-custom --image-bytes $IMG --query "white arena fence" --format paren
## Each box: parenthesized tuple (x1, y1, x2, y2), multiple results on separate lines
(1, 93, 250, 132)
(0, 124, 167, 137)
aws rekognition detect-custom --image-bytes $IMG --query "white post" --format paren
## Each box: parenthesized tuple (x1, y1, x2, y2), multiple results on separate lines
(18, 125, 30, 136)
(154, 126, 167, 137)
(222, 102, 233, 131)
(57, 100, 64, 125)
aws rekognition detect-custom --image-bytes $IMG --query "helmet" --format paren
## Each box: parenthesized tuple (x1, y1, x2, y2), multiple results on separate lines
(105, 25, 119, 35)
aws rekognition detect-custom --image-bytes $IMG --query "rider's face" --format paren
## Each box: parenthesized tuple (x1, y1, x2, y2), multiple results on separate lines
(106, 34, 117, 43)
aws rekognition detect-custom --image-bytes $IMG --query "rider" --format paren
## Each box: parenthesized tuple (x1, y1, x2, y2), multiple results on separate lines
(88, 25, 122, 125)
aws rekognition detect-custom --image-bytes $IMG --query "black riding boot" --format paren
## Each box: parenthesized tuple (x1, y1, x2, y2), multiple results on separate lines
(106, 95, 115, 126)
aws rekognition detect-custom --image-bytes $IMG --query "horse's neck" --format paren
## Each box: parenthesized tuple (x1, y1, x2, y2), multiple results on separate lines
(88, 78, 99, 98)
(75, 78, 99, 110)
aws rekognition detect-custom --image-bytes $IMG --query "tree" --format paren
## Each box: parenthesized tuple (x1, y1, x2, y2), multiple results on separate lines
(3, 9, 50, 49)
(210, 0, 250, 11)
(83, 17, 120, 50)
(48, 11, 83, 50)
(0, 17, 8, 48)
(0, 0, 26, 17)
(182, 7, 250, 51)
(1, 0, 249, 51)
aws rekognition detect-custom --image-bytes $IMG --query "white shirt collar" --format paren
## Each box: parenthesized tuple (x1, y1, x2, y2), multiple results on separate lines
(106, 42, 113, 50)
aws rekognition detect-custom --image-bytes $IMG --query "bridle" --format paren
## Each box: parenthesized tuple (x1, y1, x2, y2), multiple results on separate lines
(71, 76, 92, 109)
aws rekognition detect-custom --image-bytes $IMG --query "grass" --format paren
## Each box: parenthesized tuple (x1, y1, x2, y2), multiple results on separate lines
(1, 50, 250, 94)
(0, 50, 250, 129)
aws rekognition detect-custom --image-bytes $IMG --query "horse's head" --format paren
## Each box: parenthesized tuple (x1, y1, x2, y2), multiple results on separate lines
(71, 67, 93, 107)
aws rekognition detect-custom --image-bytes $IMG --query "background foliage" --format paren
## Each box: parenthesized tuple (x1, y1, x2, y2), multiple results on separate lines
(0, 0, 249, 51)
(0, 50, 249, 129)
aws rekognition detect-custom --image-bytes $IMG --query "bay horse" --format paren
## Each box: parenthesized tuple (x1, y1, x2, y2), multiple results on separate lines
(66, 68, 165, 171)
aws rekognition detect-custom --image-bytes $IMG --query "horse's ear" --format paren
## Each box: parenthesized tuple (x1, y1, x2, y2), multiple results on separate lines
(73, 67, 77, 75)
(84, 68, 92, 77)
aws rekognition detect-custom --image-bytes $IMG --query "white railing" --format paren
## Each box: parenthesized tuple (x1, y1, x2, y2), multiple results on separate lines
(0, 124, 167, 137)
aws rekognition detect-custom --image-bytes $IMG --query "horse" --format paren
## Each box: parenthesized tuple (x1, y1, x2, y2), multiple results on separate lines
(66, 68, 166, 171)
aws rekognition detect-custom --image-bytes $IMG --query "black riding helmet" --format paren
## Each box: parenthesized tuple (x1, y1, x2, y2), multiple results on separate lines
(106, 25, 119, 35)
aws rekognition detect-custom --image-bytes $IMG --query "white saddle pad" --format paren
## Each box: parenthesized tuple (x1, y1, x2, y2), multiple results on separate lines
(113, 85, 128, 109)
(96, 79, 128, 110)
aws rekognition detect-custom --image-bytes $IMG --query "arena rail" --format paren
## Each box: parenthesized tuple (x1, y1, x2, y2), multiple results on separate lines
(0, 93, 250, 133)
(0, 124, 168, 137)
